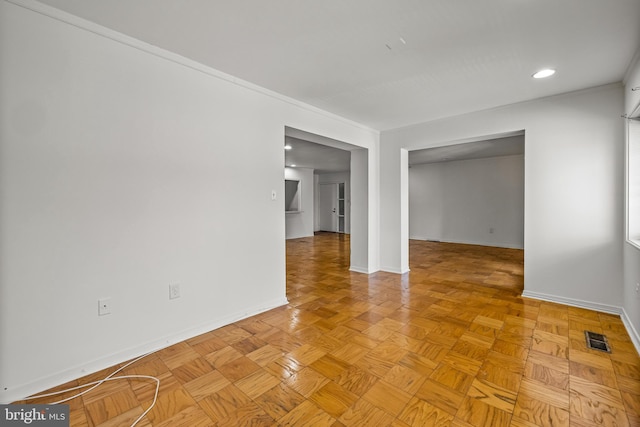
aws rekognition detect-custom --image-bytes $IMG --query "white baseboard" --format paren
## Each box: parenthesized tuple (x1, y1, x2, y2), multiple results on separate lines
(521, 290, 622, 315)
(1, 297, 288, 404)
(522, 290, 640, 355)
(349, 266, 372, 274)
(620, 308, 640, 355)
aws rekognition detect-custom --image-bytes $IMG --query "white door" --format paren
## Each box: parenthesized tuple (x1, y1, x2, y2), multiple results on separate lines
(319, 183, 338, 232)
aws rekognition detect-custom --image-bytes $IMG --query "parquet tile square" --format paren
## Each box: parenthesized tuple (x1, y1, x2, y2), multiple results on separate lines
(335, 365, 380, 397)
(130, 371, 178, 403)
(287, 343, 327, 366)
(330, 342, 370, 363)
(203, 345, 243, 369)
(442, 351, 484, 376)
(531, 329, 570, 358)
(431, 364, 475, 394)
(399, 351, 438, 376)
(233, 369, 281, 400)
(170, 357, 214, 384)
(467, 378, 517, 413)
(277, 400, 335, 427)
(362, 380, 413, 416)
(512, 394, 570, 427)
(338, 398, 397, 426)
(253, 383, 305, 420)
(156, 342, 200, 370)
(143, 388, 196, 424)
(308, 380, 358, 418)
(246, 343, 284, 367)
(283, 366, 330, 397)
(197, 384, 252, 421)
(456, 396, 513, 427)
(479, 361, 524, 393)
(216, 356, 261, 382)
(186, 333, 228, 356)
(569, 375, 629, 426)
(214, 402, 274, 427)
(383, 364, 427, 395)
(84, 387, 139, 426)
(22, 235, 640, 426)
(398, 396, 455, 426)
(416, 378, 466, 415)
(355, 353, 396, 378)
(524, 359, 570, 391)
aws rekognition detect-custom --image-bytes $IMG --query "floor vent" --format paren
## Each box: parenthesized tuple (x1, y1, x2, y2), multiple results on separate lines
(585, 331, 611, 353)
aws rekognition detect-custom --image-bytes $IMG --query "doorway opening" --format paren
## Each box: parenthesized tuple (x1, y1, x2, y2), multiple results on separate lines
(406, 131, 525, 290)
(283, 126, 369, 273)
(318, 182, 346, 233)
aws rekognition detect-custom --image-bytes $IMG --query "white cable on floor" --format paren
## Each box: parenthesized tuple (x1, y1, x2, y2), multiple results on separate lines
(23, 351, 160, 427)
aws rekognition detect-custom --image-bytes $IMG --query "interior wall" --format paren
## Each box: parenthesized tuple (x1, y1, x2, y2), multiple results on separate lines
(623, 54, 640, 349)
(409, 154, 524, 249)
(381, 84, 624, 313)
(316, 171, 351, 234)
(285, 167, 314, 239)
(0, 1, 379, 402)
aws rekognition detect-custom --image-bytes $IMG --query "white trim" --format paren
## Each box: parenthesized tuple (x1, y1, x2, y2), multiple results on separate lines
(380, 267, 411, 274)
(620, 308, 640, 356)
(410, 237, 524, 250)
(0, 297, 288, 404)
(349, 266, 373, 274)
(627, 239, 640, 252)
(521, 290, 622, 315)
(4, 0, 377, 135)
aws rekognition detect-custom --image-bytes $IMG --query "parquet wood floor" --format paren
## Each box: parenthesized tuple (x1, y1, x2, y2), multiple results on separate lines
(20, 233, 640, 426)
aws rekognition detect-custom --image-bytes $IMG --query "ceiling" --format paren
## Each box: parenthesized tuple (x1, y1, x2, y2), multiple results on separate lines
(409, 134, 524, 166)
(32, 0, 640, 172)
(36, 0, 640, 132)
(285, 137, 351, 174)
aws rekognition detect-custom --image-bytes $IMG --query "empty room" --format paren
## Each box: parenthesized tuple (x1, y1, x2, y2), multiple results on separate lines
(2, 1, 640, 426)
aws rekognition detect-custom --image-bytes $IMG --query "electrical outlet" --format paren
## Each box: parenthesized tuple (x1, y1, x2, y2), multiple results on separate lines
(169, 283, 181, 300)
(636, 282, 640, 293)
(271, 190, 277, 200)
(489, 228, 494, 234)
(98, 298, 111, 316)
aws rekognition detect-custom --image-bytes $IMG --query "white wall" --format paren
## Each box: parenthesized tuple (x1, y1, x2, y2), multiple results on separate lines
(409, 155, 524, 249)
(285, 168, 314, 239)
(0, 1, 379, 402)
(623, 54, 640, 350)
(381, 84, 624, 313)
(316, 171, 351, 234)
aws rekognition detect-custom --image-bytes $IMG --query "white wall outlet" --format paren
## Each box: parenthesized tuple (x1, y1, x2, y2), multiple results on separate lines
(271, 190, 277, 200)
(98, 297, 111, 316)
(169, 283, 181, 300)
(489, 228, 494, 234)
(636, 282, 640, 292)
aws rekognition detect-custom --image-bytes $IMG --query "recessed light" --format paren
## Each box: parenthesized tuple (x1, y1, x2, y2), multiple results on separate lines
(532, 69, 556, 79)
(284, 145, 292, 150)
(290, 164, 296, 167)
